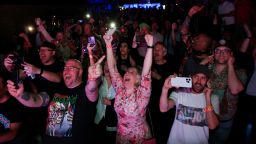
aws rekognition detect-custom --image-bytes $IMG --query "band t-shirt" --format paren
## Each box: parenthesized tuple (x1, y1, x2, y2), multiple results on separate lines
(167, 89, 219, 144)
(0, 96, 25, 143)
(44, 83, 96, 144)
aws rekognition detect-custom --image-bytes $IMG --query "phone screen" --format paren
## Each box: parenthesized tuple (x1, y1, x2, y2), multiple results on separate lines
(88, 36, 96, 47)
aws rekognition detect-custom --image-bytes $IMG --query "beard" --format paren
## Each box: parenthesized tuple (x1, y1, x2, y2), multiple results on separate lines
(192, 83, 205, 93)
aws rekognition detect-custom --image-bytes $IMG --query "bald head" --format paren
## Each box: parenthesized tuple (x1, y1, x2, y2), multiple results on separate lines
(63, 59, 83, 88)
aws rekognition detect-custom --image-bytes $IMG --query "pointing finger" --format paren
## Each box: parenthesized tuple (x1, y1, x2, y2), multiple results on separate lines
(95, 55, 105, 65)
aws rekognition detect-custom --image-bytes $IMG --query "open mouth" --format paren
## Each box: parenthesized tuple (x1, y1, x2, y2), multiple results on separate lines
(64, 75, 71, 80)
(124, 76, 130, 82)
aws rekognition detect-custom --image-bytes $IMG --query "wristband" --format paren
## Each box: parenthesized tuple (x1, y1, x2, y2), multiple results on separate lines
(106, 44, 112, 49)
(203, 105, 213, 112)
(147, 45, 153, 49)
(88, 77, 97, 81)
(88, 76, 99, 81)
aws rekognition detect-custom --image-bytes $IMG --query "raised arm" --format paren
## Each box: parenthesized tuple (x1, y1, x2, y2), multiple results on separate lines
(86, 47, 105, 102)
(159, 75, 176, 112)
(103, 35, 118, 74)
(19, 32, 32, 49)
(36, 18, 54, 43)
(141, 34, 153, 76)
(240, 24, 252, 53)
(23, 62, 62, 83)
(204, 87, 219, 129)
(7, 80, 50, 107)
(227, 56, 244, 95)
(180, 5, 205, 32)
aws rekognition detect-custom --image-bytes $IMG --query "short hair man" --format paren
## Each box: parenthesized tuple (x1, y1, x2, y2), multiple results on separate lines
(209, 41, 246, 144)
(7, 55, 105, 144)
(159, 65, 219, 144)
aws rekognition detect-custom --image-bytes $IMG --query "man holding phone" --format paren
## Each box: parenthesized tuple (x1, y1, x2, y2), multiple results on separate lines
(159, 65, 219, 144)
(7, 55, 105, 144)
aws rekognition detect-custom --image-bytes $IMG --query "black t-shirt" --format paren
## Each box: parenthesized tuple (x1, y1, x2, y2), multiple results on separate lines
(0, 96, 25, 143)
(116, 54, 132, 76)
(34, 60, 65, 96)
(29, 60, 65, 136)
(150, 60, 177, 111)
(44, 83, 96, 144)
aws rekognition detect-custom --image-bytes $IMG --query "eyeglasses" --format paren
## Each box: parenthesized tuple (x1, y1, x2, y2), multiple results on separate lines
(214, 49, 230, 55)
(64, 66, 80, 71)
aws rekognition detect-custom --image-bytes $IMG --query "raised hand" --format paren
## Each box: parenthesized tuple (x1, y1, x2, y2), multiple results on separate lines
(243, 24, 252, 38)
(188, 5, 205, 17)
(37, 24, 44, 32)
(88, 55, 105, 80)
(163, 74, 177, 90)
(227, 55, 235, 67)
(103, 34, 113, 46)
(87, 42, 96, 52)
(203, 86, 213, 102)
(4, 54, 15, 72)
(7, 80, 24, 98)
(132, 34, 138, 48)
(200, 55, 214, 65)
(22, 62, 40, 76)
(144, 34, 153, 47)
(35, 17, 42, 26)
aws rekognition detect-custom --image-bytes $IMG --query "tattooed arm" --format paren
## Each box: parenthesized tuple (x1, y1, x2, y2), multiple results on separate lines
(85, 79, 100, 102)
(86, 44, 105, 102)
(7, 80, 50, 107)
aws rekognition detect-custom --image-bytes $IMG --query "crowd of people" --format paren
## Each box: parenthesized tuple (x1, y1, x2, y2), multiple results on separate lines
(0, 0, 256, 144)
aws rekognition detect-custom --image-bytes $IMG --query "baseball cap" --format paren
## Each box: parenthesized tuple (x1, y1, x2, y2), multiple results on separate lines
(40, 41, 56, 50)
(139, 23, 150, 29)
(215, 39, 231, 50)
(191, 65, 210, 78)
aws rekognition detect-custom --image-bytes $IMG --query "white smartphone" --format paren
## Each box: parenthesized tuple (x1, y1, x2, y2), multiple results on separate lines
(171, 77, 192, 88)
(106, 27, 116, 36)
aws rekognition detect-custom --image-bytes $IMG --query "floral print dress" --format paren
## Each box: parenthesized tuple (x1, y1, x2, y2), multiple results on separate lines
(111, 70, 152, 144)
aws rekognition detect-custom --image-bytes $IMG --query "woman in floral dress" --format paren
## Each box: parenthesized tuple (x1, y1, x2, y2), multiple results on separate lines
(104, 33, 153, 144)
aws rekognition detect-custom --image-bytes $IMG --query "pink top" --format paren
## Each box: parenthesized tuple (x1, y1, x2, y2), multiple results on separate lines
(111, 70, 152, 144)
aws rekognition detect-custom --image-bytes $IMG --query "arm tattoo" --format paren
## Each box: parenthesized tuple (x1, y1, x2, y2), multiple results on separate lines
(39, 92, 50, 107)
(86, 81, 98, 93)
(21, 92, 30, 101)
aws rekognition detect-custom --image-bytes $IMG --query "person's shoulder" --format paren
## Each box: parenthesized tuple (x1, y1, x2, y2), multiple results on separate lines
(7, 96, 27, 110)
(54, 60, 65, 66)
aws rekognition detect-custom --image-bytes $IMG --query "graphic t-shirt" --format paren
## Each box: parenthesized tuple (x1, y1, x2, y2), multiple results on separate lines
(0, 96, 25, 143)
(46, 93, 77, 137)
(167, 89, 219, 144)
(45, 83, 96, 144)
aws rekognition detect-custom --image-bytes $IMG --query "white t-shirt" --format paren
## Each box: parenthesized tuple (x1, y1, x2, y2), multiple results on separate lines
(218, 1, 235, 25)
(167, 89, 219, 144)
